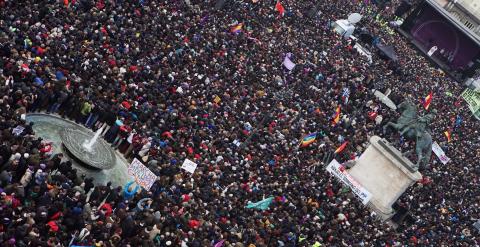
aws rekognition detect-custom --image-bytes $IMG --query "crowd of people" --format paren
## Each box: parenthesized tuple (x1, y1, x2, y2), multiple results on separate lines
(0, 0, 479, 246)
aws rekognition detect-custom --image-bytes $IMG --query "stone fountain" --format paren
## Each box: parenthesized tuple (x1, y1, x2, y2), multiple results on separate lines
(60, 126, 116, 170)
(26, 113, 132, 186)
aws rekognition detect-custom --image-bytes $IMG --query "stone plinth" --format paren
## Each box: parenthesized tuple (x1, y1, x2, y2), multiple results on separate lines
(348, 136, 422, 220)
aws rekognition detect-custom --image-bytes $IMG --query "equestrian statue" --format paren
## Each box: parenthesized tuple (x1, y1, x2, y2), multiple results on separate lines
(383, 99, 435, 170)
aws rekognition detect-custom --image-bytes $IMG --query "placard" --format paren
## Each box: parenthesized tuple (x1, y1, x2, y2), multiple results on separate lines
(128, 158, 157, 190)
(181, 159, 198, 174)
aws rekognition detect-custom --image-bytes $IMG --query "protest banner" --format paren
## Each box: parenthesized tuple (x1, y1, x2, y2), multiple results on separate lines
(127, 158, 157, 190)
(181, 159, 198, 174)
(326, 159, 372, 205)
(432, 141, 450, 165)
(461, 88, 480, 115)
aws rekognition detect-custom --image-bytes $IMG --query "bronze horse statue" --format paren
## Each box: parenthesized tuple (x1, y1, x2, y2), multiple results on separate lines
(383, 100, 434, 169)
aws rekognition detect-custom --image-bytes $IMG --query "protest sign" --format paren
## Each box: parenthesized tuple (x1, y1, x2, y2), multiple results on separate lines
(127, 158, 157, 190)
(432, 142, 450, 165)
(181, 159, 198, 174)
(326, 159, 372, 205)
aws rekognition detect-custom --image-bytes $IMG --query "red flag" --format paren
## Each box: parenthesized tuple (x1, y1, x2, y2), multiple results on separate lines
(276, 1, 285, 17)
(65, 80, 71, 90)
(334, 141, 348, 154)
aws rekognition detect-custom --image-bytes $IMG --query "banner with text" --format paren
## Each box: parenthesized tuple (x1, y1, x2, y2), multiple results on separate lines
(128, 158, 158, 190)
(461, 88, 480, 114)
(432, 141, 450, 165)
(326, 159, 372, 205)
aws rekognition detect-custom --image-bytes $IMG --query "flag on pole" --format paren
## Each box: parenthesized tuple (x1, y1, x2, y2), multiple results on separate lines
(444, 130, 452, 142)
(276, 1, 285, 17)
(213, 240, 225, 247)
(455, 115, 462, 128)
(334, 141, 348, 154)
(423, 92, 433, 110)
(246, 196, 274, 210)
(342, 87, 350, 105)
(332, 106, 341, 125)
(230, 23, 243, 34)
(300, 133, 317, 147)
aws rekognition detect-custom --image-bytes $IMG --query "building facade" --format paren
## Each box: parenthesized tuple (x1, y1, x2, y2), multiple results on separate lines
(442, 0, 480, 38)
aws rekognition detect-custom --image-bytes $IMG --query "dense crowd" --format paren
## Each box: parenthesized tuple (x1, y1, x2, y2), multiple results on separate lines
(0, 0, 479, 246)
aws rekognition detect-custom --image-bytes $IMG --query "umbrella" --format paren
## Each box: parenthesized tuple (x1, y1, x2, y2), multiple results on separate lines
(373, 89, 397, 110)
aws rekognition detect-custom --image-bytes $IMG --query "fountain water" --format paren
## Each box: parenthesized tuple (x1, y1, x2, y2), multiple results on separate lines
(83, 125, 104, 152)
(60, 124, 115, 170)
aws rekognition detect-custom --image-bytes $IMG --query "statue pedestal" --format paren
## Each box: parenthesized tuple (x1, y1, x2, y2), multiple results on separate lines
(348, 136, 422, 221)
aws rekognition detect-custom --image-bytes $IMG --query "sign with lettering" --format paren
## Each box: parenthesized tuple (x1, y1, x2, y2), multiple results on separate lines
(181, 159, 198, 174)
(432, 142, 450, 165)
(326, 159, 372, 205)
(461, 88, 480, 114)
(128, 158, 157, 190)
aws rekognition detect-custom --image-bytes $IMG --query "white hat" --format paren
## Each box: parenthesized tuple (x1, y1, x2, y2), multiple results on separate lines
(166, 241, 172, 246)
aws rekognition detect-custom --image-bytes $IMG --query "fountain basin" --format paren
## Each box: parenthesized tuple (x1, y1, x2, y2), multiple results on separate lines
(26, 113, 132, 187)
(60, 128, 116, 170)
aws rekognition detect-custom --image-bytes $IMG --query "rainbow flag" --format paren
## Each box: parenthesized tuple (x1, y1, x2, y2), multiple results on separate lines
(301, 133, 317, 147)
(423, 92, 433, 110)
(334, 141, 348, 154)
(230, 23, 243, 34)
(332, 106, 341, 125)
(444, 130, 451, 142)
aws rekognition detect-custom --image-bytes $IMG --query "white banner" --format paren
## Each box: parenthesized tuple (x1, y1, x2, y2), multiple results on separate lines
(326, 159, 372, 205)
(128, 158, 158, 190)
(432, 142, 450, 165)
(181, 159, 198, 174)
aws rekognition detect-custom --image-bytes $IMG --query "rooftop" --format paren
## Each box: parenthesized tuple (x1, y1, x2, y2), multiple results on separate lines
(429, 0, 480, 44)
